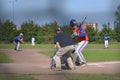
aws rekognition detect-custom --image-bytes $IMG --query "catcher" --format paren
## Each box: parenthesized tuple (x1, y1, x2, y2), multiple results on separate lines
(14, 33, 23, 50)
(50, 28, 73, 70)
(53, 28, 75, 70)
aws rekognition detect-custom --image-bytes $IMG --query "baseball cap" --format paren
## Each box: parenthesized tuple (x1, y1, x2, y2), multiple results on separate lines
(55, 27, 62, 33)
(56, 27, 62, 31)
(20, 33, 23, 36)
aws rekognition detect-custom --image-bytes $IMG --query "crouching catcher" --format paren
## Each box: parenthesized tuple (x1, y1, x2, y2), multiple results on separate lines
(53, 28, 75, 70)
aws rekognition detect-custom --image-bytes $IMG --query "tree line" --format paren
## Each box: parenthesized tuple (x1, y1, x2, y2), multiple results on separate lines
(0, 5, 120, 44)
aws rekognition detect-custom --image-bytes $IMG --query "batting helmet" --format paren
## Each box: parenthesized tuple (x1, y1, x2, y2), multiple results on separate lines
(70, 19, 77, 27)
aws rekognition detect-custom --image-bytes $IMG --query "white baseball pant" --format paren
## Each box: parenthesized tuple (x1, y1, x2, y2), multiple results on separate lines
(14, 42, 20, 50)
(75, 41, 88, 64)
(104, 40, 108, 48)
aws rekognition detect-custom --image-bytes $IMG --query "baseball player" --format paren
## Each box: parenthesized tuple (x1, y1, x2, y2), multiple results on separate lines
(31, 36, 35, 46)
(53, 28, 75, 70)
(104, 34, 109, 48)
(50, 28, 72, 69)
(70, 19, 89, 66)
(50, 28, 61, 69)
(14, 33, 23, 50)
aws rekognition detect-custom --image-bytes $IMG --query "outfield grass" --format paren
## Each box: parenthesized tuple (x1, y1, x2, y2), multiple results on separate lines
(0, 43, 120, 49)
(65, 74, 120, 80)
(41, 49, 120, 62)
(84, 50, 120, 62)
(0, 52, 13, 63)
(0, 74, 35, 80)
(86, 43, 120, 48)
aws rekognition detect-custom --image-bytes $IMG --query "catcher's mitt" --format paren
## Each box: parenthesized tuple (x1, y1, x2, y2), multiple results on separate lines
(19, 38, 23, 43)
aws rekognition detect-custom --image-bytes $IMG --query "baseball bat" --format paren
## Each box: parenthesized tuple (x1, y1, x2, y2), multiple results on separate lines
(81, 16, 87, 24)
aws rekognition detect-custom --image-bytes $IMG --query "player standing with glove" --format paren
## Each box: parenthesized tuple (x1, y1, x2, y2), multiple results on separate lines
(70, 19, 89, 66)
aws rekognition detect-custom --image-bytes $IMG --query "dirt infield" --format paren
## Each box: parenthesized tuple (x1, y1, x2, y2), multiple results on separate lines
(0, 49, 120, 74)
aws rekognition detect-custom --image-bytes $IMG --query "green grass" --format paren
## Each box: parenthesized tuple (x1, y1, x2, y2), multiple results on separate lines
(65, 74, 120, 80)
(86, 43, 120, 48)
(41, 49, 120, 62)
(83, 50, 120, 62)
(21, 44, 54, 49)
(0, 74, 36, 80)
(0, 52, 13, 63)
(0, 74, 120, 80)
(0, 44, 54, 49)
(0, 43, 120, 49)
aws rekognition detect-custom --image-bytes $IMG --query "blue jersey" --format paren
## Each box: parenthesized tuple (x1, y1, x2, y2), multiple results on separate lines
(77, 25, 86, 37)
(104, 36, 109, 41)
(14, 36, 21, 44)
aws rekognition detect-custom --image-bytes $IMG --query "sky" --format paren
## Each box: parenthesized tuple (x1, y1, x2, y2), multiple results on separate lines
(0, 0, 120, 30)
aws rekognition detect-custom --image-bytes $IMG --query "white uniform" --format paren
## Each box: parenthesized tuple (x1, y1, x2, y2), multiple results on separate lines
(75, 41, 88, 64)
(31, 37, 35, 46)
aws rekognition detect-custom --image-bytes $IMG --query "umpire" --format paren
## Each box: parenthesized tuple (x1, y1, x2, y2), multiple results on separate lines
(54, 28, 75, 70)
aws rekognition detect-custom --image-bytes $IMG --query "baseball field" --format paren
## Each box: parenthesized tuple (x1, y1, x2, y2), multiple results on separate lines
(0, 43, 120, 80)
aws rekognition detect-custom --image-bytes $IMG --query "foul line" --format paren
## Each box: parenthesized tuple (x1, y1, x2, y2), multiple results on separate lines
(87, 61, 120, 67)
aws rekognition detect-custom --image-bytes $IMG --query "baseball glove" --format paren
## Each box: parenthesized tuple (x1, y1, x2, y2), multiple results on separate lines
(19, 38, 23, 43)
